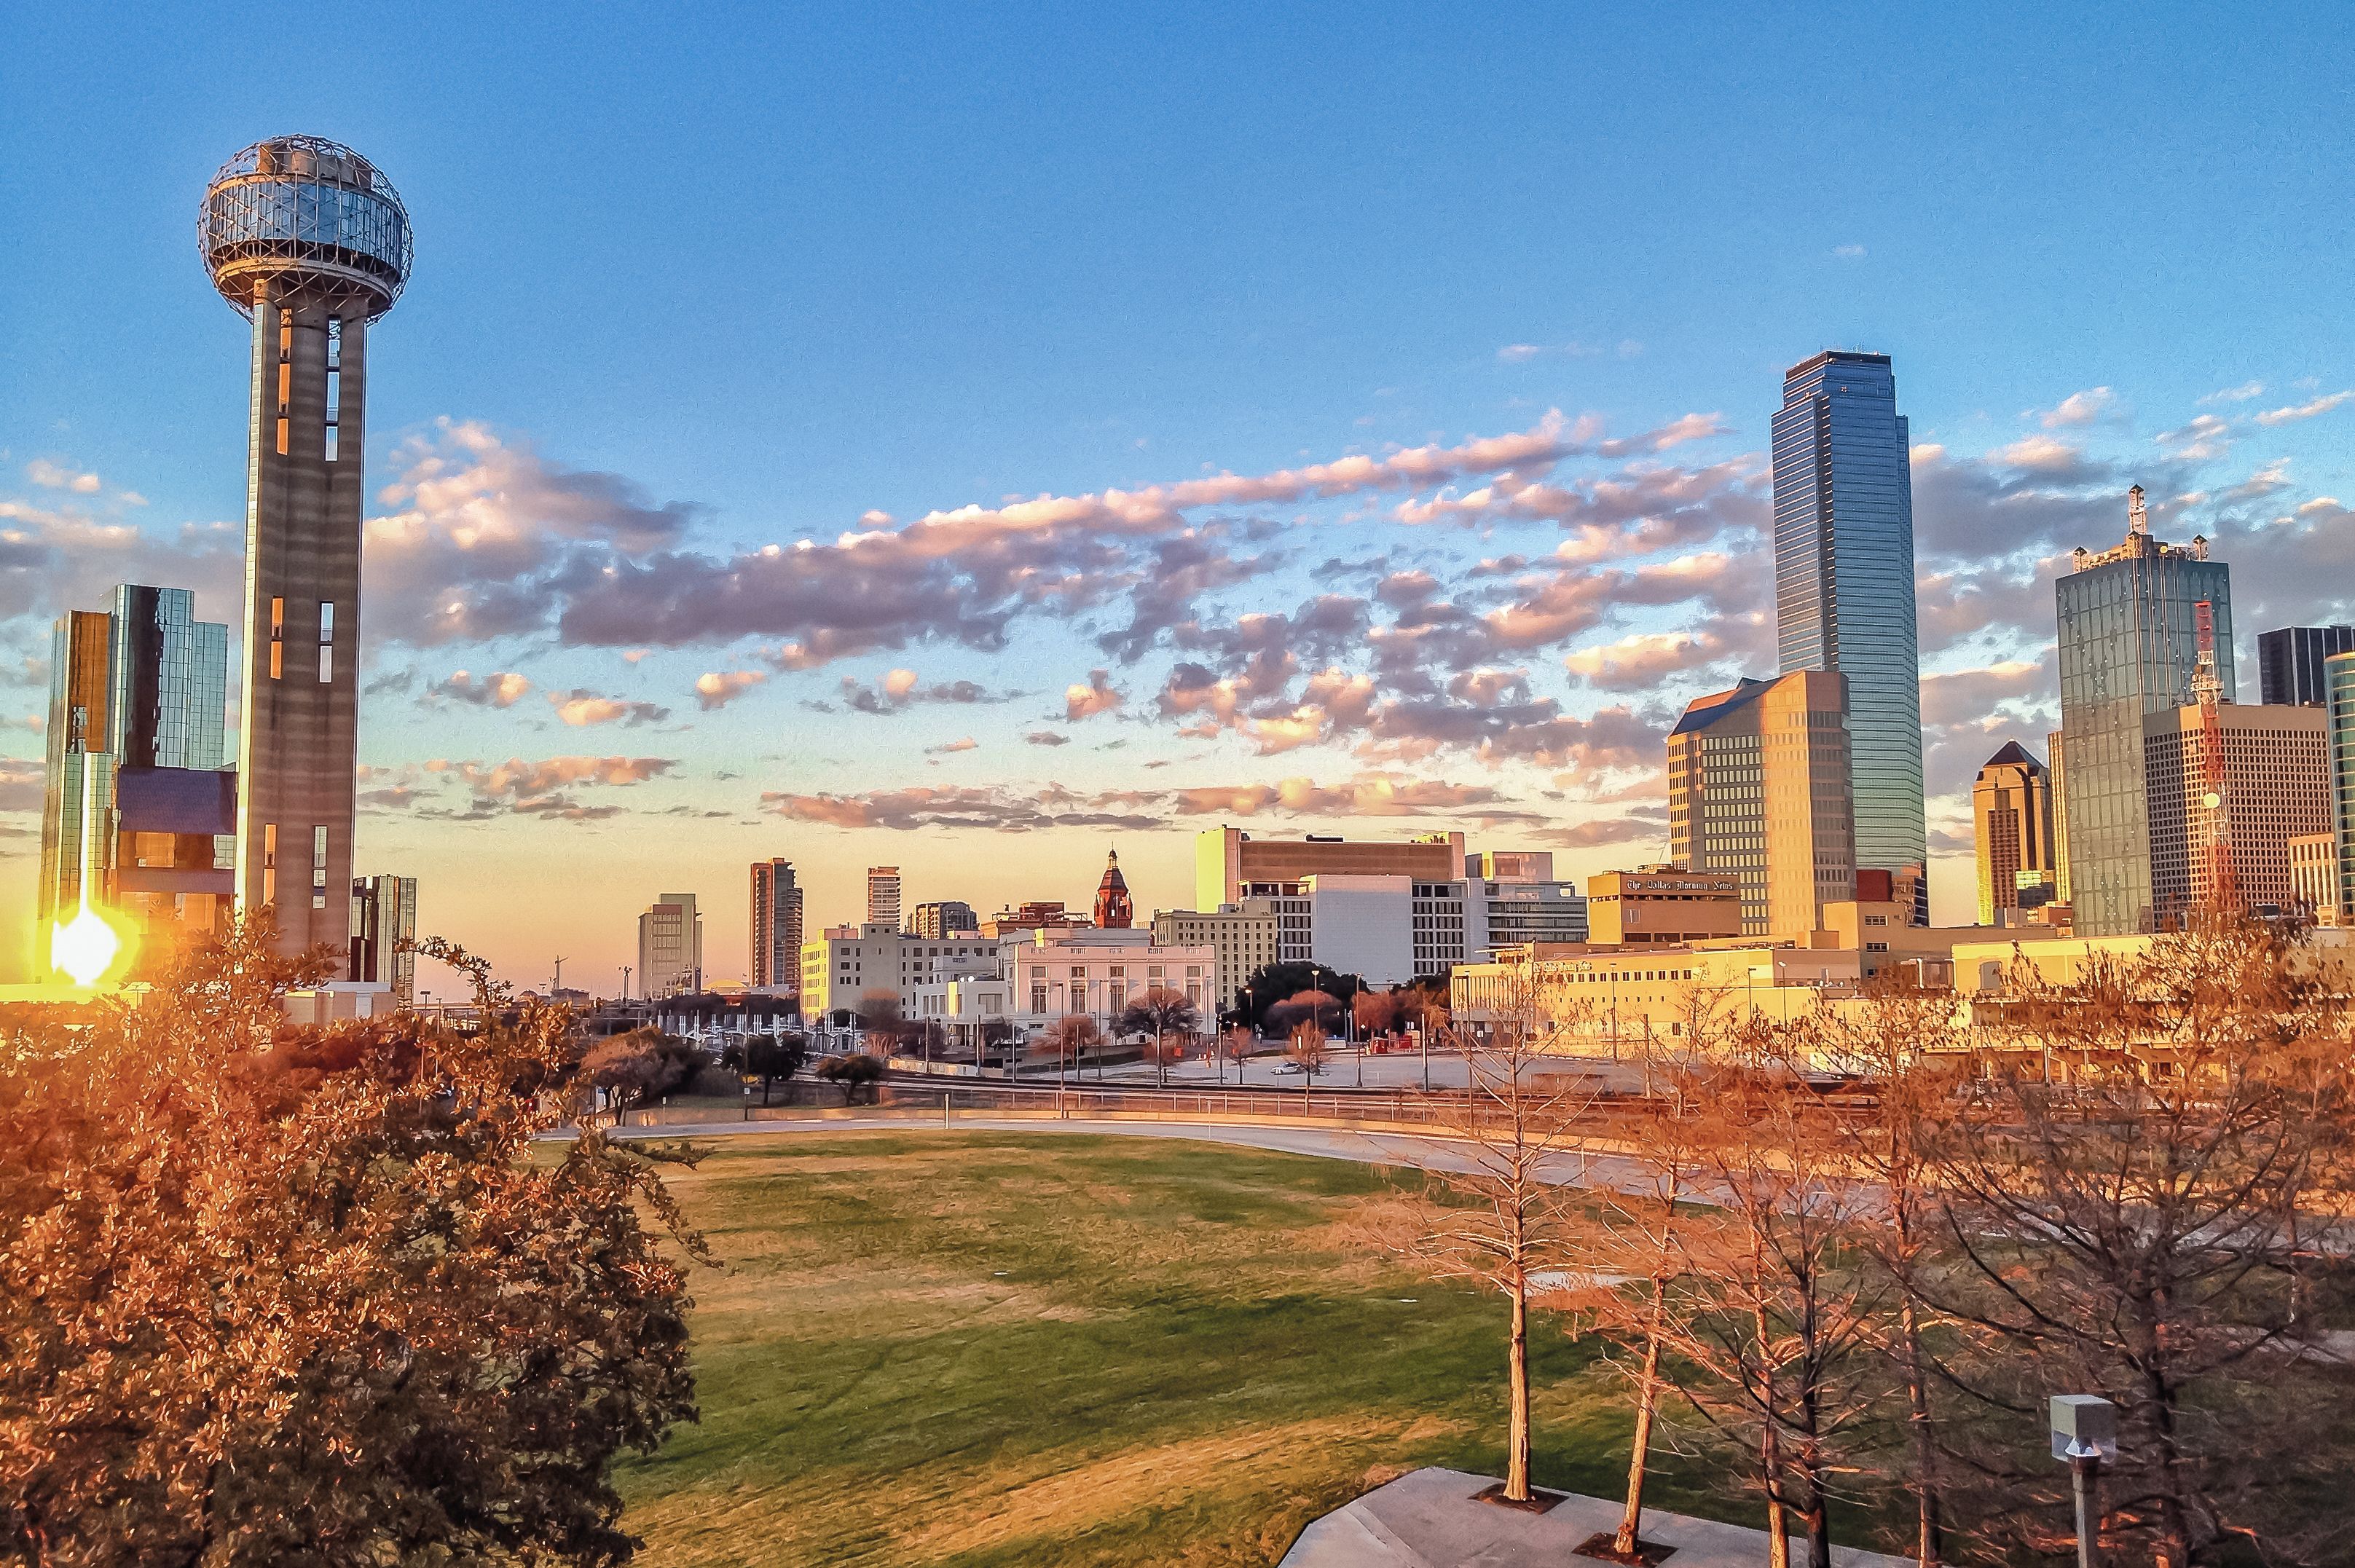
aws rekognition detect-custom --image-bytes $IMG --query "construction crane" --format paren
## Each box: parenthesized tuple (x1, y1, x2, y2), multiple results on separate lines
(2191, 599, 2238, 917)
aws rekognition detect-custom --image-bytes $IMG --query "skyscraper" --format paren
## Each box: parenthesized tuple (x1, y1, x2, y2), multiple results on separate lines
(1971, 741, 2057, 924)
(2257, 626, 2355, 706)
(39, 586, 235, 972)
(2055, 487, 2233, 936)
(2046, 727, 2073, 905)
(1771, 350, 1926, 923)
(2142, 703, 2329, 922)
(866, 866, 903, 931)
(200, 137, 410, 956)
(1666, 670, 1855, 936)
(348, 873, 418, 1006)
(637, 893, 703, 996)
(1092, 849, 1134, 929)
(2327, 650, 2355, 927)
(750, 859, 803, 988)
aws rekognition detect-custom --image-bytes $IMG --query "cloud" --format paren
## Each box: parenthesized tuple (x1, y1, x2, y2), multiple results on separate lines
(1025, 730, 1071, 746)
(25, 460, 101, 494)
(427, 669, 532, 708)
(0, 757, 44, 813)
(1831, 244, 1866, 259)
(824, 669, 1003, 714)
(2155, 413, 2235, 462)
(1064, 669, 1125, 721)
(2253, 390, 2352, 427)
(372, 753, 683, 823)
(1563, 627, 1745, 691)
(760, 772, 1537, 833)
(926, 737, 979, 755)
(1527, 816, 1664, 848)
(693, 669, 766, 710)
(1989, 434, 2105, 482)
(2198, 381, 2264, 406)
(2037, 387, 2115, 429)
(546, 688, 669, 727)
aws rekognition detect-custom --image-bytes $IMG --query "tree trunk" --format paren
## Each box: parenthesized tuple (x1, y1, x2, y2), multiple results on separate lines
(1897, 1288, 1942, 1565)
(1763, 1419, 1790, 1568)
(1506, 1278, 1532, 1502)
(1616, 1289, 1665, 1556)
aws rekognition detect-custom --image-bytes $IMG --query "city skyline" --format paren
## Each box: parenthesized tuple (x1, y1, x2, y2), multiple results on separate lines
(5, 7, 2355, 985)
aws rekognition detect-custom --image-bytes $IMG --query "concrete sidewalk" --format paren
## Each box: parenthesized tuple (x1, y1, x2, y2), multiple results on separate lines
(1281, 1467, 1908, 1568)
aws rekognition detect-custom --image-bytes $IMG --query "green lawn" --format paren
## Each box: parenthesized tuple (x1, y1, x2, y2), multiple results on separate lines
(614, 1130, 1765, 1566)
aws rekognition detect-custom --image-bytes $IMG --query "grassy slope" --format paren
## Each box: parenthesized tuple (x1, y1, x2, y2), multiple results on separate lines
(615, 1130, 1774, 1567)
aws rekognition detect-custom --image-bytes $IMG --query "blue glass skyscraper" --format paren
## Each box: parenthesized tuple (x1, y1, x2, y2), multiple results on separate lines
(1770, 351, 1927, 921)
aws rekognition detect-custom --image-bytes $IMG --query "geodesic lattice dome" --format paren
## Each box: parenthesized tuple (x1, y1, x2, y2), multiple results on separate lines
(200, 135, 411, 320)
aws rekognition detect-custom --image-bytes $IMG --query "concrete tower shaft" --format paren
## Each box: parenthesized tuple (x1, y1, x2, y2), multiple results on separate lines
(200, 137, 409, 956)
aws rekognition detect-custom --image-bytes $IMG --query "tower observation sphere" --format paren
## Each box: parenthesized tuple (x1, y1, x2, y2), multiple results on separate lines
(198, 135, 409, 965)
(200, 136, 411, 319)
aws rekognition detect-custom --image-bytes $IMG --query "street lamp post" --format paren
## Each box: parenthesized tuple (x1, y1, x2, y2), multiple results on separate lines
(2050, 1395, 2118, 1568)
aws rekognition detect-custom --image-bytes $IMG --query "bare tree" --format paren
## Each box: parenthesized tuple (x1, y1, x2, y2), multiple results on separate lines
(1918, 923, 2355, 1568)
(1648, 1059, 1889, 1568)
(1365, 952, 1589, 1503)
(1036, 1014, 1101, 1086)
(1214, 1024, 1252, 1084)
(1286, 1018, 1328, 1079)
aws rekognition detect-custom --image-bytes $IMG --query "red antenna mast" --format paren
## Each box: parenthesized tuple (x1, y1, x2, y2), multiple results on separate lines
(2192, 599, 2238, 917)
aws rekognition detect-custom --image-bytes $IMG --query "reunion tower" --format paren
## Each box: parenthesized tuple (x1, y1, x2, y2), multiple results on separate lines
(200, 138, 410, 957)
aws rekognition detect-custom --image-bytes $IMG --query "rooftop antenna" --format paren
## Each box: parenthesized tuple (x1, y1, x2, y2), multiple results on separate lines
(2128, 484, 2150, 535)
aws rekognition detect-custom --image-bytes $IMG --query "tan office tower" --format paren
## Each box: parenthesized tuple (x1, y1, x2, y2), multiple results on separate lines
(638, 893, 703, 996)
(866, 866, 903, 930)
(751, 859, 803, 988)
(1972, 741, 2058, 924)
(1667, 671, 1855, 936)
(200, 138, 410, 956)
(2142, 703, 2330, 923)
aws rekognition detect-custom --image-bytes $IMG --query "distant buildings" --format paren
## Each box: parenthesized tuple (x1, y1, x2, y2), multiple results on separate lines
(865, 866, 903, 931)
(2257, 626, 2355, 706)
(981, 900, 1096, 938)
(910, 899, 978, 939)
(1091, 850, 1134, 928)
(1194, 824, 1463, 909)
(1772, 350, 1927, 923)
(1667, 670, 1855, 936)
(348, 874, 417, 1006)
(801, 923, 999, 1042)
(750, 859, 803, 988)
(1972, 742, 2058, 925)
(2056, 487, 2233, 936)
(636, 893, 703, 996)
(38, 585, 236, 972)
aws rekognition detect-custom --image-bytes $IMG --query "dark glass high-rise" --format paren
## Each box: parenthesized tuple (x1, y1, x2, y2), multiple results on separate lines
(1770, 350, 1926, 921)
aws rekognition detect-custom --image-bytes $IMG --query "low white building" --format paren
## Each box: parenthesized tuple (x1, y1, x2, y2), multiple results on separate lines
(802, 922, 1001, 1049)
(909, 929, 1219, 1052)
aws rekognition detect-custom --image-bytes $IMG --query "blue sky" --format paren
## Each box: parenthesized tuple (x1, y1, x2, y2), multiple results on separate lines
(3, 3, 2351, 986)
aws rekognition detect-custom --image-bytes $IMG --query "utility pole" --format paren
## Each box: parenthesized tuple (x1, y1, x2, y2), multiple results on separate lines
(621, 964, 632, 1002)
(552, 956, 567, 996)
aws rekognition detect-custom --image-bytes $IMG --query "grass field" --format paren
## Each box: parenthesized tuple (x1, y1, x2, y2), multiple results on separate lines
(610, 1127, 1797, 1567)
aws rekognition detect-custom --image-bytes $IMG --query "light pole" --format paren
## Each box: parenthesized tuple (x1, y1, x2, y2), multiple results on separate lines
(621, 964, 632, 1002)
(2050, 1395, 2117, 1568)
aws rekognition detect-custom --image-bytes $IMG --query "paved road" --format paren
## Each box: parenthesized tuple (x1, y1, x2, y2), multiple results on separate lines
(579, 1114, 1657, 1193)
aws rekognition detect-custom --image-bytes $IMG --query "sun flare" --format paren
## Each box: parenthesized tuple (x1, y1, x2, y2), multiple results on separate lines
(50, 902, 122, 988)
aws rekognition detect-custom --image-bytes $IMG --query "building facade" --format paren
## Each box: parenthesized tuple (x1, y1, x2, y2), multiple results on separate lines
(1973, 741, 2058, 925)
(637, 893, 703, 996)
(2289, 832, 2339, 923)
(2055, 488, 2235, 936)
(2142, 703, 2330, 922)
(1152, 901, 1280, 1009)
(1586, 867, 1743, 945)
(1194, 826, 1464, 910)
(911, 899, 978, 939)
(202, 138, 409, 959)
(980, 900, 1097, 938)
(1770, 350, 1927, 921)
(799, 923, 1002, 1036)
(347, 873, 417, 1006)
(1667, 670, 1855, 936)
(2257, 626, 2355, 706)
(750, 859, 803, 988)
(2047, 727, 2073, 904)
(1004, 934, 1216, 1032)
(865, 866, 903, 931)
(1474, 879, 1589, 950)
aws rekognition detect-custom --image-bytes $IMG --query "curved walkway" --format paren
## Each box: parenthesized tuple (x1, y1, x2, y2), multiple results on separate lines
(573, 1112, 1656, 1193)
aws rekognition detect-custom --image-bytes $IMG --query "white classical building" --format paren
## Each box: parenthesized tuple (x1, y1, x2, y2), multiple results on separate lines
(909, 928, 1219, 1054)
